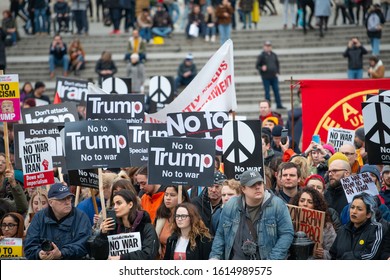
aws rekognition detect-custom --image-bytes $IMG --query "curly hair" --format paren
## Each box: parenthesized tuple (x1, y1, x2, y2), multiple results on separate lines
(171, 203, 211, 251)
(289, 188, 332, 224)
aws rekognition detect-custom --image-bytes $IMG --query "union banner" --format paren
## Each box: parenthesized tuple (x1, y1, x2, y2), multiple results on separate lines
(300, 79, 390, 149)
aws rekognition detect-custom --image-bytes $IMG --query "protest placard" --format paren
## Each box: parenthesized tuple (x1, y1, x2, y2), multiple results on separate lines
(64, 120, 131, 169)
(167, 111, 228, 155)
(14, 123, 64, 169)
(68, 169, 99, 189)
(148, 137, 215, 186)
(22, 102, 79, 124)
(222, 120, 263, 180)
(287, 205, 325, 248)
(326, 127, 355, 152)
(148, 75, 175, 114)
(108, 232, 142, 257)
(21, 137, 55, 188)
(128, 123, 168, 167)
(362, 93, 390, 165)
(56, 77, 89, 104)
(86, 94, 144, 124)
(0, 238, 23, 258)
(102, 77, 132, 94)
(0, 74, 21, 122)
(340, 173, 379, 203)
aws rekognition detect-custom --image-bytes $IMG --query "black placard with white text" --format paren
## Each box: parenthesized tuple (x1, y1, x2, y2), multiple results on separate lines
(68, 169, 99, 189)
(222, 120, 264, 181)
(55, 77, 89, 104)
(148, 137, 215, 186)
(86, 94, 144, 124)
(22, 102, 79, 124)
(167, 111, 228, 155)
(14, 123, 64, 169)
(128, 123, 168, 167)
(64, 120, 131, 170)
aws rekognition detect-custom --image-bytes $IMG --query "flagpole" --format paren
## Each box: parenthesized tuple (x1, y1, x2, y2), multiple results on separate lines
(290, 77, 295, 150)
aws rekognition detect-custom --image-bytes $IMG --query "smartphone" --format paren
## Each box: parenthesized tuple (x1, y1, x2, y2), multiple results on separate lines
(281, 128, 288, 145)
(106, 209, 117, 229)
(312, 134, 321, 144)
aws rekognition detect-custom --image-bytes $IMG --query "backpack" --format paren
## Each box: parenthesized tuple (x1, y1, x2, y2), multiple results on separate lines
(367, 12, 380, 32)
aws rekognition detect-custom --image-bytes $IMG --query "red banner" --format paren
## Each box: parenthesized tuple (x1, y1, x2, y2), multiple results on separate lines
(300, 79, 390, 149)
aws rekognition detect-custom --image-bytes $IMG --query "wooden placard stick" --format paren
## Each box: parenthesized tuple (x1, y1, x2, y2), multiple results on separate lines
(178, 185, 183, 204)
(98, 168, 107, 219)
(74, 186, 81, 206)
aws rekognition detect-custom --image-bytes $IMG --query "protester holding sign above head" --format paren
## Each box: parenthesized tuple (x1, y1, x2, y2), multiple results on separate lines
(24, 183, 91, 260)
(135, 166, 165, 224)
(289, 188, 337, 259)
(330, 192, 384, 259)
(95, 189, 159, 260)
(210, 170, 294, 260)
(155, 185, 190, 259)
(164, 202, 213, 260)
(192, 171, 226, 233)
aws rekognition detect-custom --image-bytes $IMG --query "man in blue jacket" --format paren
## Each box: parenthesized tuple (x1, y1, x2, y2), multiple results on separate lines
(209, 170, 294, 260)
(24, 183, 91, 260)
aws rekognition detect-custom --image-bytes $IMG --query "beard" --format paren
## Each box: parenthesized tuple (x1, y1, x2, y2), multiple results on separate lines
(354, 140, 363, 149)
(329, 178, 342, 189)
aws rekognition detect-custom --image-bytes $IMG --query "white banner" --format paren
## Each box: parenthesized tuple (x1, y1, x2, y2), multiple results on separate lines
(145, 39, 237, 123)
(108, 232, 142, 257)
(340, 173, 379, 203)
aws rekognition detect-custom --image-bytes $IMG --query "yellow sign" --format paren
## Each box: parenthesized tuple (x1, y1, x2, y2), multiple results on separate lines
(0, 238, 23, 258)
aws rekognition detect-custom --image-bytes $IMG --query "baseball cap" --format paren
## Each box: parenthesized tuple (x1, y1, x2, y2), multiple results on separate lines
(214, 171, 227, 185)
(240, 170, 263, 187)
(360, 164, 381, 182)
(185, 53, 193, 60)
(382, 165, 390, 175)
(48, 183, 74, 199)
(272, 125, 283, 137)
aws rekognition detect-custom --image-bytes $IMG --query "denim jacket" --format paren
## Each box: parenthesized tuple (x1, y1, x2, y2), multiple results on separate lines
(209, 192, 294, 260)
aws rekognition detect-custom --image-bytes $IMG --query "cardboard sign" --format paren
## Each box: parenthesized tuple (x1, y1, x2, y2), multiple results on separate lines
(22, 102, 79, 124)
(288, 205, 325, 248)
(56, 77, 89, 104)
(148, 137, 215, 186)
(362, 95, 390, 165)
(222, 120, 264, 181)
(128, 123, 168, 167)
(86, 94, 144, 124)
(167, 111, 228, 155)
(14, 123, 64, 169)
(108, 232, 142, 257)
(22, 137, 55, 188)
(0, 238, 23, 258)
(326, 127, 355, 152)
(64, 120, 131, 170)
(148, 76, 175, 114)
(102, 77, 132, 95)
(340, 173, 379, 203)
(0, 74, 21, 122)
(68, 169, 99, 189)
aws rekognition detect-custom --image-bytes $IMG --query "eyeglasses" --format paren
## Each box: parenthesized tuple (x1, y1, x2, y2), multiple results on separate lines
(1, 223, 17, 230)
(328, 169, 347, 175)
(341, 152, 355, 157)
(175, 214, 190, 220)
